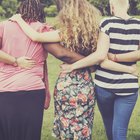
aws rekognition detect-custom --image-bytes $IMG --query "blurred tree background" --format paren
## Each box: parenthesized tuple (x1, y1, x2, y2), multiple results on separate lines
(0, 0, 140, 18)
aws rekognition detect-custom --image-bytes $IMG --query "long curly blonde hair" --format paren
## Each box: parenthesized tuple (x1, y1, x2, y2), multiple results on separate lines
(57, 0, 101, 56)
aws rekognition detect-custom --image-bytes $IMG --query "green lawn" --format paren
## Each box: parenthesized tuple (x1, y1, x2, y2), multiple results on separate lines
(41, 55, 140, 140)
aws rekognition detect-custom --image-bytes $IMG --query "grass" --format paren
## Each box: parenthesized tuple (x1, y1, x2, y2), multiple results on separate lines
(133, 15, 140, 18)
(41, 55, 140, 140)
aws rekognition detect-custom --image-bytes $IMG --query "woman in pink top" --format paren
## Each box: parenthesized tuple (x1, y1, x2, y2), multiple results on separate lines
(0, 0, 55, 140)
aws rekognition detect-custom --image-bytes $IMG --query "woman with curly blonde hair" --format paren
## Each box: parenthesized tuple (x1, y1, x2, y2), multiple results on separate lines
(57, 0, 100, 56)
(52, 1, 100, 139)
(10, 0, 138, 139)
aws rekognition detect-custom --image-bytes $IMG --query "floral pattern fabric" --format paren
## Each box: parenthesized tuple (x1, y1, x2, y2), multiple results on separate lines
(52, 69, 96, 140)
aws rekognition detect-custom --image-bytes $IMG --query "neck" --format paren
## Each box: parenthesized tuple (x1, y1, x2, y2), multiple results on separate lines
(114, 10, 130, 19)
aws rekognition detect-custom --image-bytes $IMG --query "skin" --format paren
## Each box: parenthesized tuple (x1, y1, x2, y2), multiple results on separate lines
(108, 50, 140, 62)
(0, 37, 35, 68)
(9, 16, 60, 43)
(58, 0, 138, 75)
(43, 43, 84, 63)
(9, 14, 137, 75)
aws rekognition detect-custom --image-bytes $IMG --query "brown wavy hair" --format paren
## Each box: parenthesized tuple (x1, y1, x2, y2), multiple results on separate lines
(57, 0, 101, 56)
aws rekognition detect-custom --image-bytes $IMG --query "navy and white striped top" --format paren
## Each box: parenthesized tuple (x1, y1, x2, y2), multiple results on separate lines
(94, 16, 140, 95)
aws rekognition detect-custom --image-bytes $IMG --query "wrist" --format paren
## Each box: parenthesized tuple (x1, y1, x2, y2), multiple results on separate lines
(129, 66, 135, 74)
(114, 54, 118, 62)
(13, 57, 18, 67)
(58, 31, 63, 41)
(71, 64, 77, 71)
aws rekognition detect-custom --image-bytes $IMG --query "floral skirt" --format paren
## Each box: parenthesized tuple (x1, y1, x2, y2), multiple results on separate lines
(52, 69, 96, 140)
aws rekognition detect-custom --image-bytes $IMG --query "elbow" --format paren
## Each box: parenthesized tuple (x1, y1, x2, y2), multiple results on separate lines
(55, 53, 73, 64)
(30, 36, 39, 42)
(95, 51, 106, 63)
(98, 55, 106, 63)
(55, 51, 71, 62)
(55, 51, 67, 59)
(100, 61, 106, 69)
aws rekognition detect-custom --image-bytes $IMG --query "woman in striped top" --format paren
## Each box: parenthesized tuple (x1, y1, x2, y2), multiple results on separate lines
(61, 0, 140, 140)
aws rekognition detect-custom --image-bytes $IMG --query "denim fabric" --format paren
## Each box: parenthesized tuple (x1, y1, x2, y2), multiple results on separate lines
(95, 85, 138, 140)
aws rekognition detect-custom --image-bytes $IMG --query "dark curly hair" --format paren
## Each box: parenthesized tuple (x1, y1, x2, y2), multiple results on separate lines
(17, 0, 45, 23)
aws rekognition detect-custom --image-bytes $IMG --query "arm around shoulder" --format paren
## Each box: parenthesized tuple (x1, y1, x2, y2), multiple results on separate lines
(43, 43, 84, 64)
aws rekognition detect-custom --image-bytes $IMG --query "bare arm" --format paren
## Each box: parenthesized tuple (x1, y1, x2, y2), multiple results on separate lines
(0, 50, 36, 68)
(61, 32, 110, 72)
(0, 51, 16, 65)
(10, 14, 60, 42)
(43, 43, 85, 64)
(61, 32, 137, 75)
(0, 38, 36, 68)
(108, 50, 140, 62)
(0, 37, 16, 65)
(100, 59, 136, 74)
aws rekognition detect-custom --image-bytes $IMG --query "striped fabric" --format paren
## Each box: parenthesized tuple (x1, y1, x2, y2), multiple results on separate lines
(94, 16, 140, 95)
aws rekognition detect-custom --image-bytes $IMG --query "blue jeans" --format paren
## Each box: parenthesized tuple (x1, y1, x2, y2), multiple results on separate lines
(95, 85, 138, 140)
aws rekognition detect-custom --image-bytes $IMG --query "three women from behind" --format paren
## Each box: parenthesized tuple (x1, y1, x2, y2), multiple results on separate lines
(10, 0, 139, 140)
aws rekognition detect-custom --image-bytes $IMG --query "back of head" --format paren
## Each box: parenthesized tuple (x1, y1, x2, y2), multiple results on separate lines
(110, 0, 129, 11)
(58, 0, 101, 56)
(17, 0, 45, 22)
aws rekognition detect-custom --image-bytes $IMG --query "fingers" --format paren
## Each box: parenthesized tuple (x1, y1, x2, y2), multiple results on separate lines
(60, 71, 70, 74)
(17, 56, 36, 62)
(60, 68, 72, 73)
(60, 64, 72, 72)
(24, 61, 36, 68)
(20, 56, 33, 60)
(23, 56, 32, 59)
(21, 57, 36, 64)
(17, 60, 36, 69)
(21, 65, 34, 69)
(16, 56, 37, 69)
(107, 53, 114, 60)
(60, 64, 68, 69)
(44, 93, 51, 110)
(26, 60, 36, 65)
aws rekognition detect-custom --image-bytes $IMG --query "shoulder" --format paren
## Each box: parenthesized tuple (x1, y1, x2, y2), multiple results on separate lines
(100, 17, 118, 27)
(0, 20, 8, 37)
(100, 17, 112, 23)
(100, 17, 110, 26)
(0, 20, 8, 26)
(130, 17, 140, 24)
(0, 20, 9, 32)
(40, 23, 54, 32)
